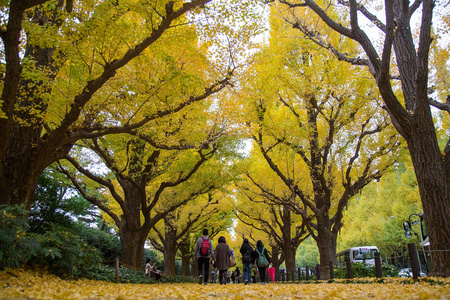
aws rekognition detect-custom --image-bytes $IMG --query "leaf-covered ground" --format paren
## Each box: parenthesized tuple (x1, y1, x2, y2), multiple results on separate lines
(1, 269, 449, 299)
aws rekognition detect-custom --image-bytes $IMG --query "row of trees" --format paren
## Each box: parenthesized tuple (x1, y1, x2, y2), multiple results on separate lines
(0, 0, 448, 277)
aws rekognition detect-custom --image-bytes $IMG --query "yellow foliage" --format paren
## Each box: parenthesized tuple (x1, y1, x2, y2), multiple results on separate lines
(1, 269, 449, 299)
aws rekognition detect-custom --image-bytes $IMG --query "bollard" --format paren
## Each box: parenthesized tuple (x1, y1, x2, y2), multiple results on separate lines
(315, 264, 321, 280)
(115, 258, 120, 282)
(345, 256, 353, 279)
(297, 267, 301, 282)
(374, 252, 382, 278)
(306, 266, 310, 280)
(329, 261, 334, 279)
(407, 243, 420, 279)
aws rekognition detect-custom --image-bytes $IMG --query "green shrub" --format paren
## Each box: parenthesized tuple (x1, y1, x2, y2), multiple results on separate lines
(0, 205, 40, 269)
(334, 262, 400, 278)
(32, 225, 102, 278)
(75, 223, 121, 263)
(88, 265, 152, 283)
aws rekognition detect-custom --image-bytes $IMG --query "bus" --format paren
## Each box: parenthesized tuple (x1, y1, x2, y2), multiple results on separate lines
(336, 246, 380, 267)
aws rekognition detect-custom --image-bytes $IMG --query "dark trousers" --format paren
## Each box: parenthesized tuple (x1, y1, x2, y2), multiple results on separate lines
(198, 257, 210, 282)
(258, 266, 267, 283)
(219, 269, 227, 284)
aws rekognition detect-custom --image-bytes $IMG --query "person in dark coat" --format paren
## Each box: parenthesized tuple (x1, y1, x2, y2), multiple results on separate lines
(212, 236, 232, 284)
(239, 238, 253, 284)
(252, 240, 271, 284)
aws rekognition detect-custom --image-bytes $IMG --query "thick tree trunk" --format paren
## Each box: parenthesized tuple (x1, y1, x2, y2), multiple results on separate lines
(181, 254, 191, 277)
(270, 245, 281, 282)
(284, 245, 296, 282)
(119, 227, 146, 269)
(179, 242, 192, 277)
(0, 133, 71, 209)
(163, 223, 178, 276)
(315, 216, 334, 280)
(381, 0, 449, 277)
(0, 164, 42, 210)
(191, 260, 198, 278)
(407, 133, 450, 276)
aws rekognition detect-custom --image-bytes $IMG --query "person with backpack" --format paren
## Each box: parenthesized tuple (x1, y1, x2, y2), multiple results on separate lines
(212, 236, 232, 285)
(194, 228, 213, 285)
(252, 240, 271, 285)
(239, 238, 253, 284)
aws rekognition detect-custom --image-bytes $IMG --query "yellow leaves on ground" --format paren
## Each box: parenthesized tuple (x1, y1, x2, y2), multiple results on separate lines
(1, 269, 449, 300)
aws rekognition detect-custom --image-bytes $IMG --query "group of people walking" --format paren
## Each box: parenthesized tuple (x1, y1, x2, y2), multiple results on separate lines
(194, 228, 272, 285)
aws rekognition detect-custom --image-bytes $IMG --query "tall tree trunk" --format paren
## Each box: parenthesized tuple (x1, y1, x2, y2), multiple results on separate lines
(284, 244, 296, 282)
(181, 254, 191, 277)
(179, 241, 192, 277)
(163, 221, 178, 276)
(191, 260, 198, 278)
(315, 215, 333, 280)
(0, 138, 72, 209)
(119, 227, 146, 269)
(407, 133, 450, 276)
(281, 208, 296, 281)
(270, 245, 281, 282)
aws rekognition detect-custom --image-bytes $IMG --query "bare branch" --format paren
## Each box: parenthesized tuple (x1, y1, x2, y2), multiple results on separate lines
(428, 95, 450, 113)
(337, 0, 386, 32)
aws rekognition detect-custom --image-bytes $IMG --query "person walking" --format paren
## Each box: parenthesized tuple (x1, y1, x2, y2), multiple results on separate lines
(234, 266, 241, 283)
(212, 236, 232, 285)
(252, 240, 271, 285)
(239, 238, 253, 284)
(194, 228, 213, 285)
(251, 265, 257, 283)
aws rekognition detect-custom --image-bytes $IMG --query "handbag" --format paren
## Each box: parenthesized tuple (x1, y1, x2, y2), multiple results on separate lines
(229, 255, 236, 267)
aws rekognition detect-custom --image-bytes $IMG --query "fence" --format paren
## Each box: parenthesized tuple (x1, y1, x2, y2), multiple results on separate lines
(113, 243, 445, 283)
(280, 243, 442, 282)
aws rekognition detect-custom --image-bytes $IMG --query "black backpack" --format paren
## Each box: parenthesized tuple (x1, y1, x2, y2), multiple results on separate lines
(242, 250, 252, 263)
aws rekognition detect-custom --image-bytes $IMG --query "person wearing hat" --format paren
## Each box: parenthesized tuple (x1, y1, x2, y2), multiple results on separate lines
(239, 238, 254, 284)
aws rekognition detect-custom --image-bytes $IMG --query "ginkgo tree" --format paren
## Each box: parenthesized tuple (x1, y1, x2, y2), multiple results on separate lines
(58, 100, 243, 269)
(234, 154, 309, 282)
(271, 0, 450, 276)
(338, 158, 424, 269)
(240, 6, 402, 279)
(148, 191, 234, 276)
(0, 0, 262, 211)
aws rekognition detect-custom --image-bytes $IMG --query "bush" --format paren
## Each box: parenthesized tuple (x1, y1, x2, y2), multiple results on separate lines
(0, 205, 40, 269)
(1, 205, 117, 279)
(75, 224, 121, 263)
(32, 225, 103, 278)
(334, 262, 400, 279)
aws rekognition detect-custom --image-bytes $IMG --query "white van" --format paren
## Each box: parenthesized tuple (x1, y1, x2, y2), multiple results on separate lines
(336, 246, 380, 267)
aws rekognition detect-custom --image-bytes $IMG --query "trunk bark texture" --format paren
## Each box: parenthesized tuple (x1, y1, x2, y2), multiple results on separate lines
(281, 209, 296, 281)
(270, 245, 281, 282)
(407, 133, 450, 276)
(387, 0, 449, 276)
(315, 215, 334, 280)
(163, 224, 178, 276)
(119, 226, 146, 269)
(179, 241, 192, 277)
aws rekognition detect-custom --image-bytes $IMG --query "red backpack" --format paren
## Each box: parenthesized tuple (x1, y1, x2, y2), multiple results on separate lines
(200, 237, 210, 256)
